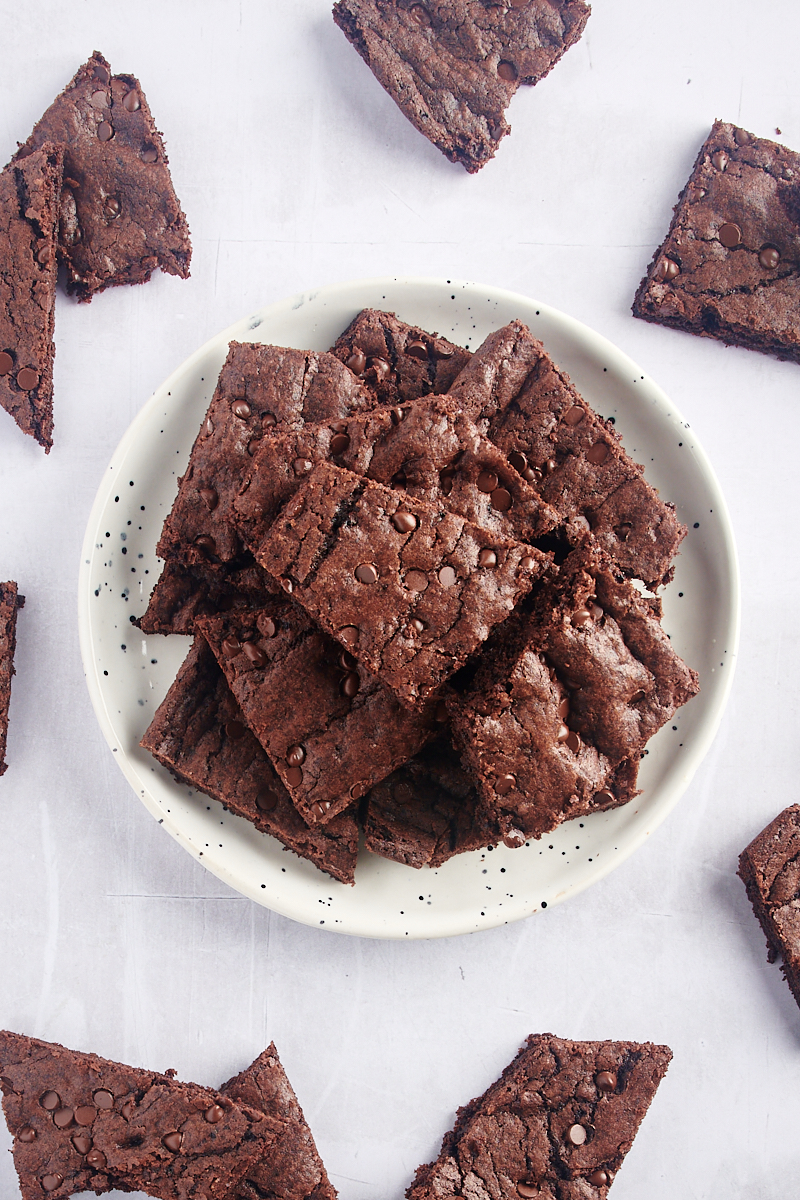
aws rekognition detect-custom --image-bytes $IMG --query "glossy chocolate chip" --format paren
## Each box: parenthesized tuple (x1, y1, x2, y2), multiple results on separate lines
(243, 641, 267, 668)
(340, 625, 359, 646)
(491, 487, 512, 512)
(567, 1123, 587, 1146)
(438, 565, 457, 587)
(718, 222, 742, 248)
(0, 352, 13, 375)
(346, 350, 366, 375)
(586, 442, 609, 465)
(572, 607, 591, 626)
(410, 4, 430, 23)
(516, 1185, 539, 1198)
(476, 469, 499, 493)
(408, 618, 426, 634)
(16, 367, 39, 390)
(204, 416, 214, 437)
(330, 432, 351, 454)
(123, 89, 141, 112)
(121, 1101, 136, 1120)
(285, 766, 303, 787)
(40, 1091, 60, 1111)
(162, 1131, 183, 1152)
(588, 1170, 610, 1186)
(222, 635, 241, 658)
(405, 569, 428, 592)
(355, 562, 379, 584)
(596, 1070, 617, 1092)
(37, 242, 54, 262)
(557, 722, 570, 743)
(195, 535, 216, 555)
(141, 145, 159, 163)
(368, 356, 391, 380)
(74, 1106, 97, 1126)
(711, 149, 729, 171)
(498, 60, 517, 81)
(231, 399, 251, 419)
(225, 720, 247, 740)
(280, 577, 294, 594)
(519, 556, 536, 570)
(545, 458, 557, 474)
(18, 1127, 37, 1143)
(655, 257, 680, 281)
(260, 617, 277, 638)
(255, 784, 280, 812)
(86, 1149, 107, 1169)
(287, 744, 306, 767)
(508, 451, 528, 473)
(199, 487, 218, 511)
(503, 828, 526, 849)
(759, 245, 780, 269)
(734, 127, 751, 145)
(204, 1104, 225, 1123)
(53, 1107, 74, 1129)
(341, 671, 360, 698)
(478, 549, 497, 567)
(103, 196, 121, 219)
(565, 730, 581, 753)
(392, 511, 418, 533)
(495, 774, 516, 795)
(340, 650, 357, 670)
(41, 1174, 64, 1192)
(390, 406, 406, 425)
(563, 405, 585, 426)
(594, 790, 614, 805)
(72, 1132, 93, 1154)
(97, 121, 114, 141)
(405, 338, 428, 359)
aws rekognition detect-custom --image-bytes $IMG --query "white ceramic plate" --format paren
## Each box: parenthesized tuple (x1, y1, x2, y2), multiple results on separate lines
(78, 277, 739, 940)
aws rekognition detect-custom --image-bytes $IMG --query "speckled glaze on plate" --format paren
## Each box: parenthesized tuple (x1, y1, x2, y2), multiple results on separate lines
(78, 277, 739, 939)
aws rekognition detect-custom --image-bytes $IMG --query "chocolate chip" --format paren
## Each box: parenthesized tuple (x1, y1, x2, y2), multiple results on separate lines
(222, 635, 241, 658)
(260, 616, 277, 638)
(589, 602, 603, 621)
(390, 406, 406, 425)
(565, 730, 581, 753)
(86, 1149, 107, 1169)
(204, 416, 214, 437)
(162, 1131, 183, 1152)
(516, 1184, 539, 1198)
(759, 245, 780, 269)
(355, 563, 379, 584)
(410, 4, 430, 23)
(280, 577, 294, 594)
(408, 618, 426, 634)
(655, 257, 680, 281)
(0, 352, 13, 375)
(287, 744, 306, 767)
(53, 1107, 74, 1129)
(225, 720, 247, 740)
(367, 356, 391, 380)
(594, 790, 614, 805)
(718, 222, 742, 248)
(37, 242, 54, 263)
(330, 432, 351, 455)
(711, 149, 729, 171)
(503, 828, 526, 849)
(346, 350, 366, 375)
(18, 1127, 37, 1143)
(94, 62, 111, 83)
(438, 565, 457, 587)
(491, 487, 512, 512)
(231, 399, 251, 419)
(199, 487, 218, 511)
(405, 338, 428, 360)
(293, 458, 313, 476)
(596, 1070, 617, 1092)
(392, 511, 418, 533)
(476, 469, 499, 493)
(557, 698, 570, 722)
(572, 607, 591, 626)
(285, 766, 303, 787)
(256, 785, 280, 812)
(311, 800, 332, 818)
(588, 1170, 610, 1186)
(495, 773, 516, 795)
(243, 641, 267, 668)
(567, 1123, 587, 1146)
(509, 0, 529, 6)
(72, 1132, 93, 1154)
(123, 89, 141, 112)
(557, 722, 570, 743)
(141, 145, 159, 163)
(478, 549, 497, 567)
(90, 89, 109, 109)
(563, 404, 585, 426)
(41, 1174, 64, 1192)
(340, 626, 359, 646)
(194, 535, 216, 555)
(97, 121, 114, 142)
(93, 1089, 114, 1110)
(498, 60, 517, 81)
(586, 442, 609, 465)
(339, 650, 357, 670)
(734, 127, 751, 145)
(40, 1091, 60, 1111)
(74, 1106, 97, 1126)
(349, 782, 366, 799)
(404, 569, 428, 592)
(341, 671, 360, 698)
(247, 437, 261, 455)
(440, 466, 456, 494)
(204, 1104, 225, 1123)
(508, 451, 527, 473)
(545, 458, 557, 474)
(16, 367, 39, 391)
(519, 556, 536, 570)
(103, 196, 121, 220)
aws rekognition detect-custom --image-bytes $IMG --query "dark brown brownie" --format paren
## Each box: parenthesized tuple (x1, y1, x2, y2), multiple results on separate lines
(407, 1033, 672, 1200)
(12, 51, 190, 301)
(197, 602, 439, 824)
(448, 544, 699, 840)
(156, 341, 378, 568)
(332, 1, 590, 173)
(140, 638, 359, 884)
(0, 145, 62, 451)
(633, 121, 800, 365)
(135, 559, 280, 635)
(738, 805, 800, 1011)
(0, 1029, 280, 1200)
(221, 1044, 337, 1200)
(258, 463, 548, 708)
(331, 308, 470, 404)
(363, 734, 498, 868)
(0, 582, 24, 776)
(444, 318, 546, 431)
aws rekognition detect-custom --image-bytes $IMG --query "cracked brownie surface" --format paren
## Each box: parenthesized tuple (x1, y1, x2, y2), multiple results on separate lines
(0, 144, 62, 451)
(332, 0, 590, 173)
(407, 1033, 671, 1200)
(140, 638, 359, 884)
(633, 121, 800, 365)
(12, 51, 190, 301)
(0, 1030, 280, 1200)
(738, 804, 800, 1011)
(258, 462, 549, 708)
(135, 559, 280, 635)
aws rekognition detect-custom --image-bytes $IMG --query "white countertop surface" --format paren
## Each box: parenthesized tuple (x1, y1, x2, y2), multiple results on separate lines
(1, 1, 799, 1196)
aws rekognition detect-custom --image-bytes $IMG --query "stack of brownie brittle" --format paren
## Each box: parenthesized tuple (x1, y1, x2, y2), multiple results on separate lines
(138, 309, 699, 885)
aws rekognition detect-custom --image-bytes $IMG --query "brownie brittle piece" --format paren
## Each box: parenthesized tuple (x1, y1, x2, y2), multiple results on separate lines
(738, 804, 800, 1011)
(0, 582, 24, 775)
(407, 1033, 672, 1200)
(258, 463, 548, 708)
(331, 308, 470, 404)
(0, 145, 62, 451)
(197, 601, 439, 824)
(633, 121, 800, 366)
(444, 318, 547, 431)
(140, 638, 359, 884)
(221, 1044, 337, 1200)
(13, 51, 190, 301)
(135, 559, 280, 635)
(0, 1029, 280, 1200)
(332, 1, 590, 173)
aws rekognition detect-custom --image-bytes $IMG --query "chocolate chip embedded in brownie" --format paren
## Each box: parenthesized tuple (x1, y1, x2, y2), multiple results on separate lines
(140, 638, 359, 884)
(332, 1, 590, 173)
(258, 462, 549, 708)
(633, 121, 800, 366)
(331, 308, 470, 404)
(135, 558, 280, 635)
(0, 145, 62, 451)
(363, 734, 499, 868)
(407, 1033, 672, 1200)
(0, 1029, 281, 1200)
(0, 582, 24, 776)
(221, 1044, 337, 1200)
(738, 805, 800, 1011)
(12, 51, 190, 301)
(197, 601, 439, 824)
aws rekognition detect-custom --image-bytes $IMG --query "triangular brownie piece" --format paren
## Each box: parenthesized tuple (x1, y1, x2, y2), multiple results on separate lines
(633, 121, 800, 365)
(0, 1030, 281, 1200)
(332, 1, 590, 172)
(12, 51, 190, 301)
(0, 144, 62, 451)
(0, 582, 24, 774)
(135, 559, 280, 635)
(220, 1044, 337, 1200)
(738, 804, 800, 1011)
(407, 1033, 672, 1200)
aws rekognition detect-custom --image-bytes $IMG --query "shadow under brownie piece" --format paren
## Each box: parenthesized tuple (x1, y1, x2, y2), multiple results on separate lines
(738, 804, 800, 1010)
(221, 1044, 337, 1200)
(0, 1029, 280, 1200)
(197, 601, 439, 825)
(407, 1033, 672, 1200)
(363, 734, 498, 868)
(135, 558, 280, 635)
(258, 462, 548, 708)
(633, 121, 800, 366)
(0, 144, 62, 451)
(332, 1, 590, 173)
(12, 51, 190, 301)
(0, 582, 24, 776)
(140, 638, 358, 884)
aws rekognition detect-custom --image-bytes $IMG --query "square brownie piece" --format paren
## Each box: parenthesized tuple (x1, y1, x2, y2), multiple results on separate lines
(0, 1030, 280, 1200)
(407, 1033, 672, 1200)
(140, 638, 359, 884)
(197, 601, 439, 824)
(738, 804, 800, 1011)
(258, 462, 548, 708)
(12, 51, 190, 300)
(633, 121, 800, 366)
(332, 1, 590, 173)
(0, 582, 24, 776)
(0, 144, 62, 451)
